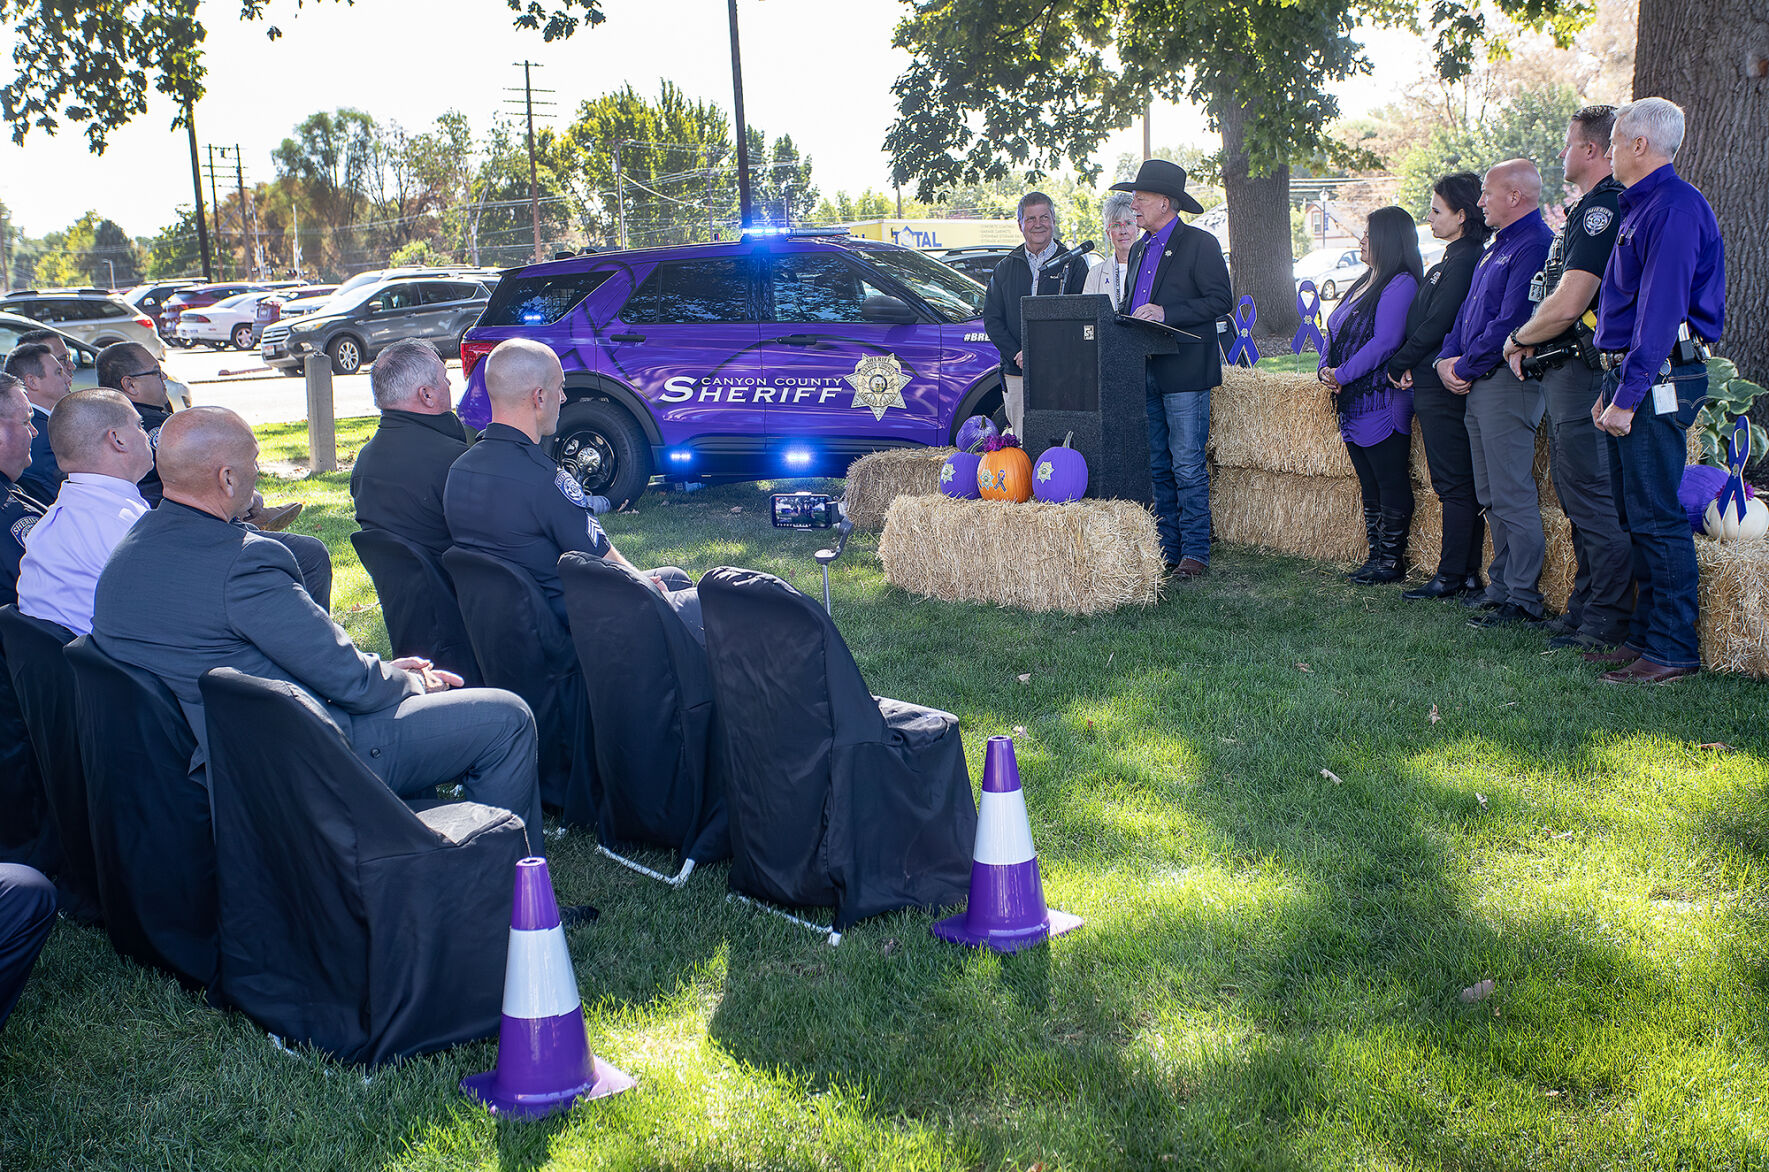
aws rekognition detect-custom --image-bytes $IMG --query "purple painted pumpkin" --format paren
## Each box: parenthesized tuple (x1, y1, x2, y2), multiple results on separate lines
(1032, 432, 1089, 503)
(940, 451, 983, 499)
(954, 414, 999, 453)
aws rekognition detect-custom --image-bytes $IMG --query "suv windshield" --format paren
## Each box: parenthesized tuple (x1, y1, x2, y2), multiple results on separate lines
(854, 247, 986, 323)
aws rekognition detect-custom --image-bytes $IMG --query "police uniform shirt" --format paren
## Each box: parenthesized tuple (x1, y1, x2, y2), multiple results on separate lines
(133, 401, 172, 505)
(350, 409, 469, 556)
(0, 471, 42, 607)
(1542, 176, 1624, 343)
(442, 422, 612, 623)
(17, 405, 62, 505)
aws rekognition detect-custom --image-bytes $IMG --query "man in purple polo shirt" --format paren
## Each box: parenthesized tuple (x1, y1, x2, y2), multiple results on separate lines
(1110, 159, 1232, 579)
(1583, 97, 1725, 685)
(1436, 159, 1555, 627)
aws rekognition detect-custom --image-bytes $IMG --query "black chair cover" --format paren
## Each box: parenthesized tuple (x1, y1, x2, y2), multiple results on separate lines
(0, 650, 59, 875)
(698, 567, 977, 931)
(443, 547, 594, 827)
(66, 636, 217, 989)
(0, 606, 102, 924)
(559, 552, 728, 864)
(349, 529, 483, 687)
(198, 667, 526, 1066)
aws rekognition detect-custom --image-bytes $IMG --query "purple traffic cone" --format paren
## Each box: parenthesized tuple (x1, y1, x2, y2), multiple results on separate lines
(461, 857, 634, 1118)
(932, 735, 1082, 952)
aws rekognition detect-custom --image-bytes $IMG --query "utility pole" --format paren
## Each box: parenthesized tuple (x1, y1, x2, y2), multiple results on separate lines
(506, 62, 555, 263)
(727, 0, 753, 229)
(895, 183, 903, 219)
(704, 147, 716, 240)
(612, 140, 628, 249)
(292, 201, 302, 277)
(1142, 101, 1152, 161)
(204, 143, 224, 277)
(185, 104, 213, 281)
(230, 147, 249, 277)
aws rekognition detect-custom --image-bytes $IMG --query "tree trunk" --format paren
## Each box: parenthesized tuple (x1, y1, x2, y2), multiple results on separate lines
(1220, 98, 1300, 341)
(1634, 0, 1769, 448)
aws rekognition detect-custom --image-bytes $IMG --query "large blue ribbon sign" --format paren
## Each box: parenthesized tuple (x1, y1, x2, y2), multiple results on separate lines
(1291, 281, 1324, 355)
(1225, 295, 1259, 367)
(1717, 415, 1753, 523)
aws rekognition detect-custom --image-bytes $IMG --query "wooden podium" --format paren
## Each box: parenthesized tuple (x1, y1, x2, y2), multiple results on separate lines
(1020, 294, 1187, 504)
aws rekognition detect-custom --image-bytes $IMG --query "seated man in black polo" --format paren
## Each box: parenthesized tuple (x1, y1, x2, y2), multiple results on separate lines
(443, 338, 702, 639)
(351, 339, 469, 556)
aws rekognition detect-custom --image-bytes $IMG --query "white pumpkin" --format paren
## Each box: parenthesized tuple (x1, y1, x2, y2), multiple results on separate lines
(1703, 496, 1769, 541)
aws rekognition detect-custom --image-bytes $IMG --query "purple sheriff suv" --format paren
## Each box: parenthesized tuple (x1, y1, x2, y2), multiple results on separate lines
(459, 229, 1003, 505)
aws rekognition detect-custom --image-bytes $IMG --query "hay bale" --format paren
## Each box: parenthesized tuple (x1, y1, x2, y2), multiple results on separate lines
(1406, 499, 1575, 606)
(1697, 538, 1769, 679)
(1537, 504, 1577, 613)
(878, 494, 1163, 615)
(845, 447, 952, 528)
(1212, 366, 1354, 478)
(1212, 467, 1368, 565)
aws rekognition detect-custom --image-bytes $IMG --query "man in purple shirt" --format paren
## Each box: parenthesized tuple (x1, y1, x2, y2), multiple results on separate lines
(1436, 159, 1555, 626)
(1584, 97, 1725, 685)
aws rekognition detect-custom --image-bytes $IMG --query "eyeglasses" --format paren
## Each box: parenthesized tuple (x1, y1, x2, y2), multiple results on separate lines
(125, 367, 166, 380)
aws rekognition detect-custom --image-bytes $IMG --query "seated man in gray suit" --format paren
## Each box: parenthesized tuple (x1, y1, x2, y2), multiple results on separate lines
(91, 407, 548, 856)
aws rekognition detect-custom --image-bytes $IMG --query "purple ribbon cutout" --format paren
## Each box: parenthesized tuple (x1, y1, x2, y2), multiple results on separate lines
(1716, 415, 1753, 524)
(1225, 295, 1259, 366)
(1291, 281, 1324, 355)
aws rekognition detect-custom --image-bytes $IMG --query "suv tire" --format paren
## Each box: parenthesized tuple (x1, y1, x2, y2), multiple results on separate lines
(553, 398, 652, 508)
(231, 323, 255, 350)
(329, 334, 365, 375)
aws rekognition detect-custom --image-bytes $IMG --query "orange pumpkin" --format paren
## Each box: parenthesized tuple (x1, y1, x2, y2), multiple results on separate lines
(978, 436, 1033, 502)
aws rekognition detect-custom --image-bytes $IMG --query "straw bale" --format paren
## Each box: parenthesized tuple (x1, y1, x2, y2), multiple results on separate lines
(1211, 366, 1354, 478)
(1536, 504, 1577, 613)
(845, 447, 952, 529)
(1212, 467, 1369, 565)
(878, 494, 1163, 615)
(1697, 538, 1769, 679)
(1406, 499, 1575, 606)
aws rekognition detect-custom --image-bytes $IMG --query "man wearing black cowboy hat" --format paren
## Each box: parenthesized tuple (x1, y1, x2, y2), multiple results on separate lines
(1111, 159, 1232, 579)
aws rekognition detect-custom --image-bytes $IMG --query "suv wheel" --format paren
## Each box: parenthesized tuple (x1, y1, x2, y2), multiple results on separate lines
(1320, 279, 1337, 301)
(231, 323, 255, 350)
(553, 398, 652, 508)
(329, 335, 364, 375)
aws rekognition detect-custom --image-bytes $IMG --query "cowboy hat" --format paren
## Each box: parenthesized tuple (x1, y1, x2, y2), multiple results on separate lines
(1109, 159, 1205, 216)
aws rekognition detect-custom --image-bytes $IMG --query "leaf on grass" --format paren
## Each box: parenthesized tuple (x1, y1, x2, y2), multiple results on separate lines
(1295, 662, 1312, 672)
(1550, 829, 1573, 840)
(729, 506, 743, 514)
(882, 938, 897, 957)
(1017, 673, 1032, 684)
(1429, 704, 1441, 724)
(1012, 725, 1028, 737)
(1697, 742, 1734, 752)
(1544, 1089, 1561, 1097)
(1320, 768, 1343, 785)
(1476, 792, 1488, 810)
(1459, 978, 1495, 1003)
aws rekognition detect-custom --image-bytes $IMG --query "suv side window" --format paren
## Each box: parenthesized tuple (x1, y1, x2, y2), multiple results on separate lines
(622, 259, 754, 324)
(374, 284, 421, 312)
(769, 254, 894, 324)
(421, 281, 479, 305)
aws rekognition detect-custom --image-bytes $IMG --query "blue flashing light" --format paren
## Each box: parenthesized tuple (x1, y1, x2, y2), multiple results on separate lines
(783, 447, 814, 469)
(667, 448, 694, 465)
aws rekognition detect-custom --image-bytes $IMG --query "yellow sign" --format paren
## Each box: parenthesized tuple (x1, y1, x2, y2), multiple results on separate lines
(846, 219, 1022, 250)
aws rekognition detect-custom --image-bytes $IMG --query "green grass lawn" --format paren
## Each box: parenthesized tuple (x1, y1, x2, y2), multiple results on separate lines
(4, 419, 1766, 1171)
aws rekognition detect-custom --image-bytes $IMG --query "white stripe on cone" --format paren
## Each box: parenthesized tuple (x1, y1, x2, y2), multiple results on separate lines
(973, 788, 1037, 867)
(501, 926, 583, 1020)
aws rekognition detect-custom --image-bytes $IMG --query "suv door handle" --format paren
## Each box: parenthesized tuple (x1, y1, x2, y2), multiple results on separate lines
(609, 332, 645, 343)
(774, 334, 819, 346)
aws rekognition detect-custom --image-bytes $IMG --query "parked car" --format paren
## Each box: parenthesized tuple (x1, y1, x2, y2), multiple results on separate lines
(936, 246, 1017, 284)
(0, 310, 193, 404)
(173, 290, 284, 350)
(271, 285, 344, 320)
(0, 289, 165, 358)
(1293, 247, 1366, 301)
(159, 282, 273, 343)
(458, 230, 1003, 506)
(124, 280, 202, 340)
(260, 273, 500, 376)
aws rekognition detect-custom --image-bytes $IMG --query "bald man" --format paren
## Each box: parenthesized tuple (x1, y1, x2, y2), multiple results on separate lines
(444, 338, 701, 637)
(16, 390, 153, 635)
(0, 375, 46, 605)
(1435, 158, 1555, 628)
(91, 407, 547, 854)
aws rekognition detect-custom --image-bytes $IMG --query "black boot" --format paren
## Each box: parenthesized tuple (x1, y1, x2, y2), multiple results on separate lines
(1362, 508, 1411, 584)
(1404, 572, 1466, 600)
(1347, 507, 1382, 582)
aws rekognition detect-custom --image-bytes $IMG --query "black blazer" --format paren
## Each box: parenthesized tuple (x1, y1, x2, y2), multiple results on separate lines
(1386, 234, 1483, 390)
(1122, 222, 1233, 395)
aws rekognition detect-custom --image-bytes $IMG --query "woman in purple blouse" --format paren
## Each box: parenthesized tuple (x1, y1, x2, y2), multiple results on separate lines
(1319, 206, 1424, 583)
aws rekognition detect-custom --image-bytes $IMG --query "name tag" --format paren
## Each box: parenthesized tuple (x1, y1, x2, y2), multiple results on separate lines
(1652, 382, 1676, 415)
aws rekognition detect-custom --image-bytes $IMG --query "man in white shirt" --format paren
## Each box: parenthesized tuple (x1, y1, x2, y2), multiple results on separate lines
(16, 390, 153, 636)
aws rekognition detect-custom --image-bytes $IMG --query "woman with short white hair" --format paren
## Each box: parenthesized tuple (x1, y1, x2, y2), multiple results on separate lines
(1083, 191, 1138, 308)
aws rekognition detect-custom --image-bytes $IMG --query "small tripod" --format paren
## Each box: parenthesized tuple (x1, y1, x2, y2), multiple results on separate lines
(815, 516, 854, 615)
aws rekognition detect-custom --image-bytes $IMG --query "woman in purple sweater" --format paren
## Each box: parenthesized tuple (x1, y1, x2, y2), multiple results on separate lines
(1319, 206, 1424, 583)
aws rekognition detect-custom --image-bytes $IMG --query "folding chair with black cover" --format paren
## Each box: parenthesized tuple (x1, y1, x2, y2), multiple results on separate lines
(698, 566, 977, 934)
(0, 605, 102, 924)
(198, 667, 527, 1065)
(559, 551, 728, 883)
(0, 652, 59, 875)
(66, 636, 216, 989)
(443, 546, 595, 827)
(349, 528, 482, 687)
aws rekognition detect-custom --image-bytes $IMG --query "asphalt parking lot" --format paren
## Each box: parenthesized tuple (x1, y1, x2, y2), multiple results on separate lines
(163, 343, 444, 427)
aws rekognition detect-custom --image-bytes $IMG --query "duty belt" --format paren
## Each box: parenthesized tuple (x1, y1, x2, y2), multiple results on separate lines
(1599, 350, 1628, 371)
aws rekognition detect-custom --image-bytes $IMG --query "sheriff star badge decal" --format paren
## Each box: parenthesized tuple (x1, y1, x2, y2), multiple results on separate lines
(845, 354, 908, 421)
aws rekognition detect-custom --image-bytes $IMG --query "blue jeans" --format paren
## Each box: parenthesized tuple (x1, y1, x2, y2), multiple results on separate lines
(1145, 377, 1212, 564)
(1603, 364, 1705, 670)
